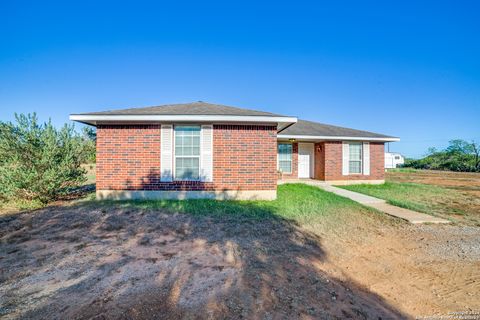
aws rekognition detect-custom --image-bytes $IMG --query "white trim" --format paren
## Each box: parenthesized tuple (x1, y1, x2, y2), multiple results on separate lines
(160, 125, 173, 182)
(96, 189, 277, 201)
(278, 134, 400, 142)
(70, 114, 297, 125)
(200, 124, 213, 182)
(342, 142, 350, 176)
(363, 142, 370, 175)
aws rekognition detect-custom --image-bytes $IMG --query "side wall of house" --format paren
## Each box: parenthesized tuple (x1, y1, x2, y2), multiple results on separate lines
(213, 125, 277, 190)
(96, 124, 277, 195)
(96, 125, 162, 191)
(322, 141, 385, 182)
(278, 141, 385, 182)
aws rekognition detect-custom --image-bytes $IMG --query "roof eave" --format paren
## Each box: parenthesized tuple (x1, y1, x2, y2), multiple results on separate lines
(69, 114, 297, 130)
(277, 134, 400, 142)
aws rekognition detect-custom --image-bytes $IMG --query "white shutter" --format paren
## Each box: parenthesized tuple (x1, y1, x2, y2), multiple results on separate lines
(342, 142, 349, 175)
(363, 142, 370, 175)
(160, 125, 173, 182)
(200, 125, 213, 182)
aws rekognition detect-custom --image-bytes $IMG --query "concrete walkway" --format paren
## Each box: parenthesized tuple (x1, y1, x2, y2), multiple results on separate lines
(279, 180, 450, 224)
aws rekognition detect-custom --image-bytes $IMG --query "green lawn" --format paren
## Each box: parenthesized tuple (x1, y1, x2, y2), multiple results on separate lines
(1, 183, 397, 235)
(385, 168, 418, 173)
(96, 183, 395, 232)
(340, 182, 480, 226)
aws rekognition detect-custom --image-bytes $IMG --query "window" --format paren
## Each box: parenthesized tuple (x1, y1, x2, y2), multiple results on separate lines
(394, 156, 400, 160)
(349, 142, 363, 174)
(174, 125, 200, 180)
(278, 143, 292, 173)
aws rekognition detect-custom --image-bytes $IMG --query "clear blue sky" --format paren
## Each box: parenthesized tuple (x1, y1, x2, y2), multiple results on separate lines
(1, 1, 479, 158)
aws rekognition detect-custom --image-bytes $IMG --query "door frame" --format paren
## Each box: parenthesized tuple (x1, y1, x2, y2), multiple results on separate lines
(298, 142, 315, 178)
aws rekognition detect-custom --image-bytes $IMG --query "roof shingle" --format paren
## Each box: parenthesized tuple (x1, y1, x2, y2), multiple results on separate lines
(78, 101, 285, 117)
(72, 102, 397, 140)
(280, 119, 397, 139)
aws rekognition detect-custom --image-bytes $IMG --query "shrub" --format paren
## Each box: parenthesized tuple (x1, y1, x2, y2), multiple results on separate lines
(404, 140, 480, 172)
(0, 113, 87, 203)
(80, 126, 96, 163)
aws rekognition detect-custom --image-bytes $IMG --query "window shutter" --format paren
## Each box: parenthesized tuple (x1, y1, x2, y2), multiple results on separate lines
(363, 142, 370, 175)
(160, 125, 173, 182)
(342, 142, 349, 175)
(200, 125, 213, 182)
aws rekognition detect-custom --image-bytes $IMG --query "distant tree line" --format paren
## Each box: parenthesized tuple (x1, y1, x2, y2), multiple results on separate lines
(0, 113, 96, 203)
(404, 139, 480, 172)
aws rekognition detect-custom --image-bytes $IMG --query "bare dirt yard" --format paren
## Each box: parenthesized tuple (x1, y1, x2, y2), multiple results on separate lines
(1, 172, 479, 319)
(387, 169, 480, 198)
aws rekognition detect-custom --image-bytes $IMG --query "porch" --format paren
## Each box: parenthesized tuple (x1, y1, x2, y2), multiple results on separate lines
(277, 140, 386, 184)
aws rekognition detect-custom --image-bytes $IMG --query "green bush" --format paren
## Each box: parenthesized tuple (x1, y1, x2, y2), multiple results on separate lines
(80, 126, 96, 163)
(404, 140, 480, 172)
(0, 113, 88, 203)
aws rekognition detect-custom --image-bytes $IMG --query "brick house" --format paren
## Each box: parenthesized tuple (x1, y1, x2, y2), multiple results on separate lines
(70, 102, 399, 200)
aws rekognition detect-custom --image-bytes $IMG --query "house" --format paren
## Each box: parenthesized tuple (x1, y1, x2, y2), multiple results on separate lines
(70, 102, 399, 200)
(385, 152, 405, 169)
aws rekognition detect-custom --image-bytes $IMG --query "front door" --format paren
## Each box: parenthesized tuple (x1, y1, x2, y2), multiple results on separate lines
(298, 143, 314, 178)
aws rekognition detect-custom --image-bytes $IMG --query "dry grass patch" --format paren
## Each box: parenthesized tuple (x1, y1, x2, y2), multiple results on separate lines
(341, 181, 480, 226)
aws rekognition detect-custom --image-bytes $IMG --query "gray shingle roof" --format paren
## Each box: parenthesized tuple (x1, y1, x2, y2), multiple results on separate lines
(77, 101, 285, 117)
(72, 102, 397, 139)
(280, 119, 397, 139)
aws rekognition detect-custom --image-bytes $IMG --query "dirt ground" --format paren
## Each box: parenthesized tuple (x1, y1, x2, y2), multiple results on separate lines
(387, 169, 480, 198)
(317, 224, 480, 318)
(1, 170, 479, 319)
(1, 202, 407, 319)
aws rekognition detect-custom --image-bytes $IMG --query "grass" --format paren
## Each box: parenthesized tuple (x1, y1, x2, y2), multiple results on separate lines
(1, 183, 395, 235)
(339, 181, 480, 225)
(0, 198, 44, 213)
(95, 184, 393, 231)
(386, 168, 417, 173)
(82, 163, 96, 184)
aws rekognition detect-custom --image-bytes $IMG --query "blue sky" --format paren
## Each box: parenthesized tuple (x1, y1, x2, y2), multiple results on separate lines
(1, 1, 479, 158)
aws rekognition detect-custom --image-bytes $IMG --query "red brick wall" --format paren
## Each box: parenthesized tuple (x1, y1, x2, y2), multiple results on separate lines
(213, 125, 277, 190)
(96, 124, 277, 191)
(322, 141, 385, 181)
(279, 142, 298, 179)
(96, 125, 161, 190)
(280, 141, 385, 181)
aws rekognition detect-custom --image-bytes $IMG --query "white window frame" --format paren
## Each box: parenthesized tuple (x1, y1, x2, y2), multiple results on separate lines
(173, 125, 201, 181)
(278, 142, 293, 174)
(348, 142, 363, 175)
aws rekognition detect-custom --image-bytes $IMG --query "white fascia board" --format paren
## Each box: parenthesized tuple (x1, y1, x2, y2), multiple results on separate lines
(277, 134, 400, 142)
(69, 114, 298, 125)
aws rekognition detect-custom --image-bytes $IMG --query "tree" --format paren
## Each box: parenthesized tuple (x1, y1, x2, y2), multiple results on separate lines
(404, 139, 480, 172)
(470, 140, 480, 171)
(80, 126, 96, 163)
(0, 113, 87, 203)
(446, 139, 473, 155)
